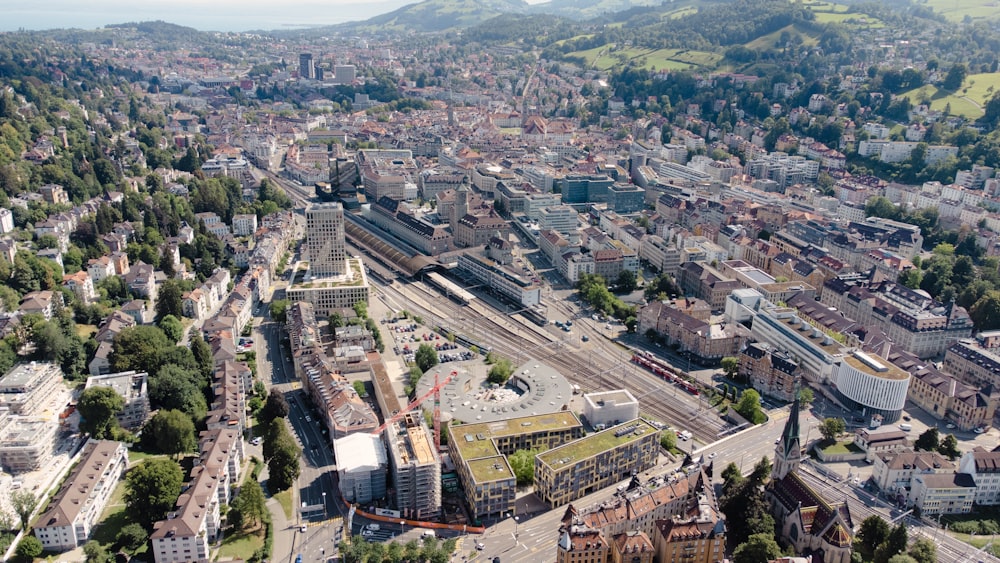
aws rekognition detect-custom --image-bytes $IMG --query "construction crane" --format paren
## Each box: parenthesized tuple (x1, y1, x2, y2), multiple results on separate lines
(372, 369, 457, 446)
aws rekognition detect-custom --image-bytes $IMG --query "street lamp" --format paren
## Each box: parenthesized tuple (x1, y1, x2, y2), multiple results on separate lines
(322, 492, 327, 520)
(400, 520, 405, 538)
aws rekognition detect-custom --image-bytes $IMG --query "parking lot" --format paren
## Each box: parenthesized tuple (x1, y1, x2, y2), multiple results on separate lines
(385, 320, 476, 365)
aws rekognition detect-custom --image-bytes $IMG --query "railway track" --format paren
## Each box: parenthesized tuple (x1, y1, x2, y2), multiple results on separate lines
(265, 170, 730, 442)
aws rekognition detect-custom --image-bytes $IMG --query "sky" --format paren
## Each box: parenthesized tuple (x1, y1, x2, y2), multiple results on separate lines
(2, 0, 420, 32)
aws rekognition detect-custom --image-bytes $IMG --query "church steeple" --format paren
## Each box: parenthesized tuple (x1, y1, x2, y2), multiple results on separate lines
(772, 393, 802, 480)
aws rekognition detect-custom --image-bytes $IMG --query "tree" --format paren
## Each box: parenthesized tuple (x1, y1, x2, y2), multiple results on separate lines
(83, 540, 111, 563)
(508, 449, 539, 486)
(269, 299, 290, 323)
(155, 279, 184, 320)
(141, 409, 196, 457)
(190, 333, 213, 378)
(734, 388, 766, 424)
(970, 291, 1000, 331)
(352, 300, 368, 320)
(874, 522, 908, 563)
(942, 63, 967, 91)
(857, 515, 890, 560)
(268, 439, 301, 492)
(110, 326, 172, 372)
(260, 388, 290, 424)
(487, 357, 514, 385)
(15, 536, 43, 561)
(148, 366, 208, 422)
(116, 522, 149, 552)
(914, 428, 939, 452)
(819, 417, 846, 442)
(10, 489, 37, 531)
(721, 356, 739, 379)
(937, 433, 961, 459)
(799, 387, 814, 407)
(887, 556, 918, 563)
(660, 430, 676, 452)
(77, 385, 124, 439)
(414, 343, 438, 373)
(125, 458, 184, 530)
(721, 462, 744, 490)
(231, 480, 266, 529)
(907, 537, 937, 563)
(615, 270, 637, 293)
(733, 533, 782, 563)
(158, 314, 184, 343)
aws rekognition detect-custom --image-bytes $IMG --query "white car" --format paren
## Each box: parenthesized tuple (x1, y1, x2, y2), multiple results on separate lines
(974, 427, 986, 434)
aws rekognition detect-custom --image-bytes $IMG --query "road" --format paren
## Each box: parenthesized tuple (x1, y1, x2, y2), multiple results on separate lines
(254, 280, 345, 563)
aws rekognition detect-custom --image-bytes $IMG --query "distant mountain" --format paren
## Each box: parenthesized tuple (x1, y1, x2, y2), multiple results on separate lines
(335, 0, 531, 33)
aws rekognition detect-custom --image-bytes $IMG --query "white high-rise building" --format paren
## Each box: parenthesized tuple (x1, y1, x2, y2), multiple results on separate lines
(305, 203, 347, 276)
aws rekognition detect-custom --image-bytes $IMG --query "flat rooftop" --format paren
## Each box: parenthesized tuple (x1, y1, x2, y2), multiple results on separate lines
(452, 411, 582, 460)
(844, 352, 910, 381)
(537, 419, 657, 468)
(467, 456, 515, 483)
(773, 312, 845, 354)
(421, 360, 574, 424)
(291, 257, 369, 289)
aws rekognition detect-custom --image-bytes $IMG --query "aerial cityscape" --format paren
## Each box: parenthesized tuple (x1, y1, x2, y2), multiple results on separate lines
(2, 0, 1000, 562)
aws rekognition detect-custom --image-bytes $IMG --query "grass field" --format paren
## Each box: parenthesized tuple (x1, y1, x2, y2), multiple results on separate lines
(901, 72, 1000, 118)
(75, 324, 97, 339)
(566, 45, 721, 71)
(218, 527, 266, 560)
(274, 489, 294, 519)
(745, 23, 822, 51)
(922, 0, 1000, 22)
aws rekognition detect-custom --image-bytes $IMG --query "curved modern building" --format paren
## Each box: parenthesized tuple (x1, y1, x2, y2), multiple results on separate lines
(831, 351, 911, 422)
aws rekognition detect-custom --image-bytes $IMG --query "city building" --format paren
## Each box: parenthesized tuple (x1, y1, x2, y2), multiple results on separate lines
(84, 371, 150, 431)
(305, 203, 347, 276)
(944, 339, 1000, 391)
(556, 174, 612, 204)
(334, 432, 387, 504)
(449, 412, 584, 519)
(299, 53, 314, 80)
(385, 413, 441, 520)
(455, 248, 541, 308)
(535, 419, 659, 508)
(830, 351, 910, 423)
(287, 203, 370, 316)
(639, 300, 750, 364)
(582, 390, 639, 429)
(34, 440, 128, 551)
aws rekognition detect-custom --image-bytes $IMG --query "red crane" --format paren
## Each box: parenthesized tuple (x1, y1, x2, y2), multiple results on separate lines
(372, 370, 457, 446)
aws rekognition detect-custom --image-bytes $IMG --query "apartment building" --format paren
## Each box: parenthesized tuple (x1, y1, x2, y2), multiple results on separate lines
(0, 362, 65, 416)
(944, 340, 1000, 390)
(33, 440, 127, 551)
(84, 371, 150, 431)
(739, 342, 801, 402)
(652, 495, 727, 563)
(958, 447, 1000, 505)
(0, 415, 58, 473)
(386, 413, 441, 520)
(871, 451, 955, 499)
(449, 412, 584, 519)
(888, 350, 998, 431)
(638, 301, 749, 364)
(910, 472, 976, 515)
(535, 420, 659, 508)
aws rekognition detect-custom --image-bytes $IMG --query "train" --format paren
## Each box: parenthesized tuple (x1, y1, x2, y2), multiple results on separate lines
(631, 352, 700, 396)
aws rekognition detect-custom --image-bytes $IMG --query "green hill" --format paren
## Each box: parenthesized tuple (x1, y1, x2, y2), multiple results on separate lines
(342, 0, 530, 33)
